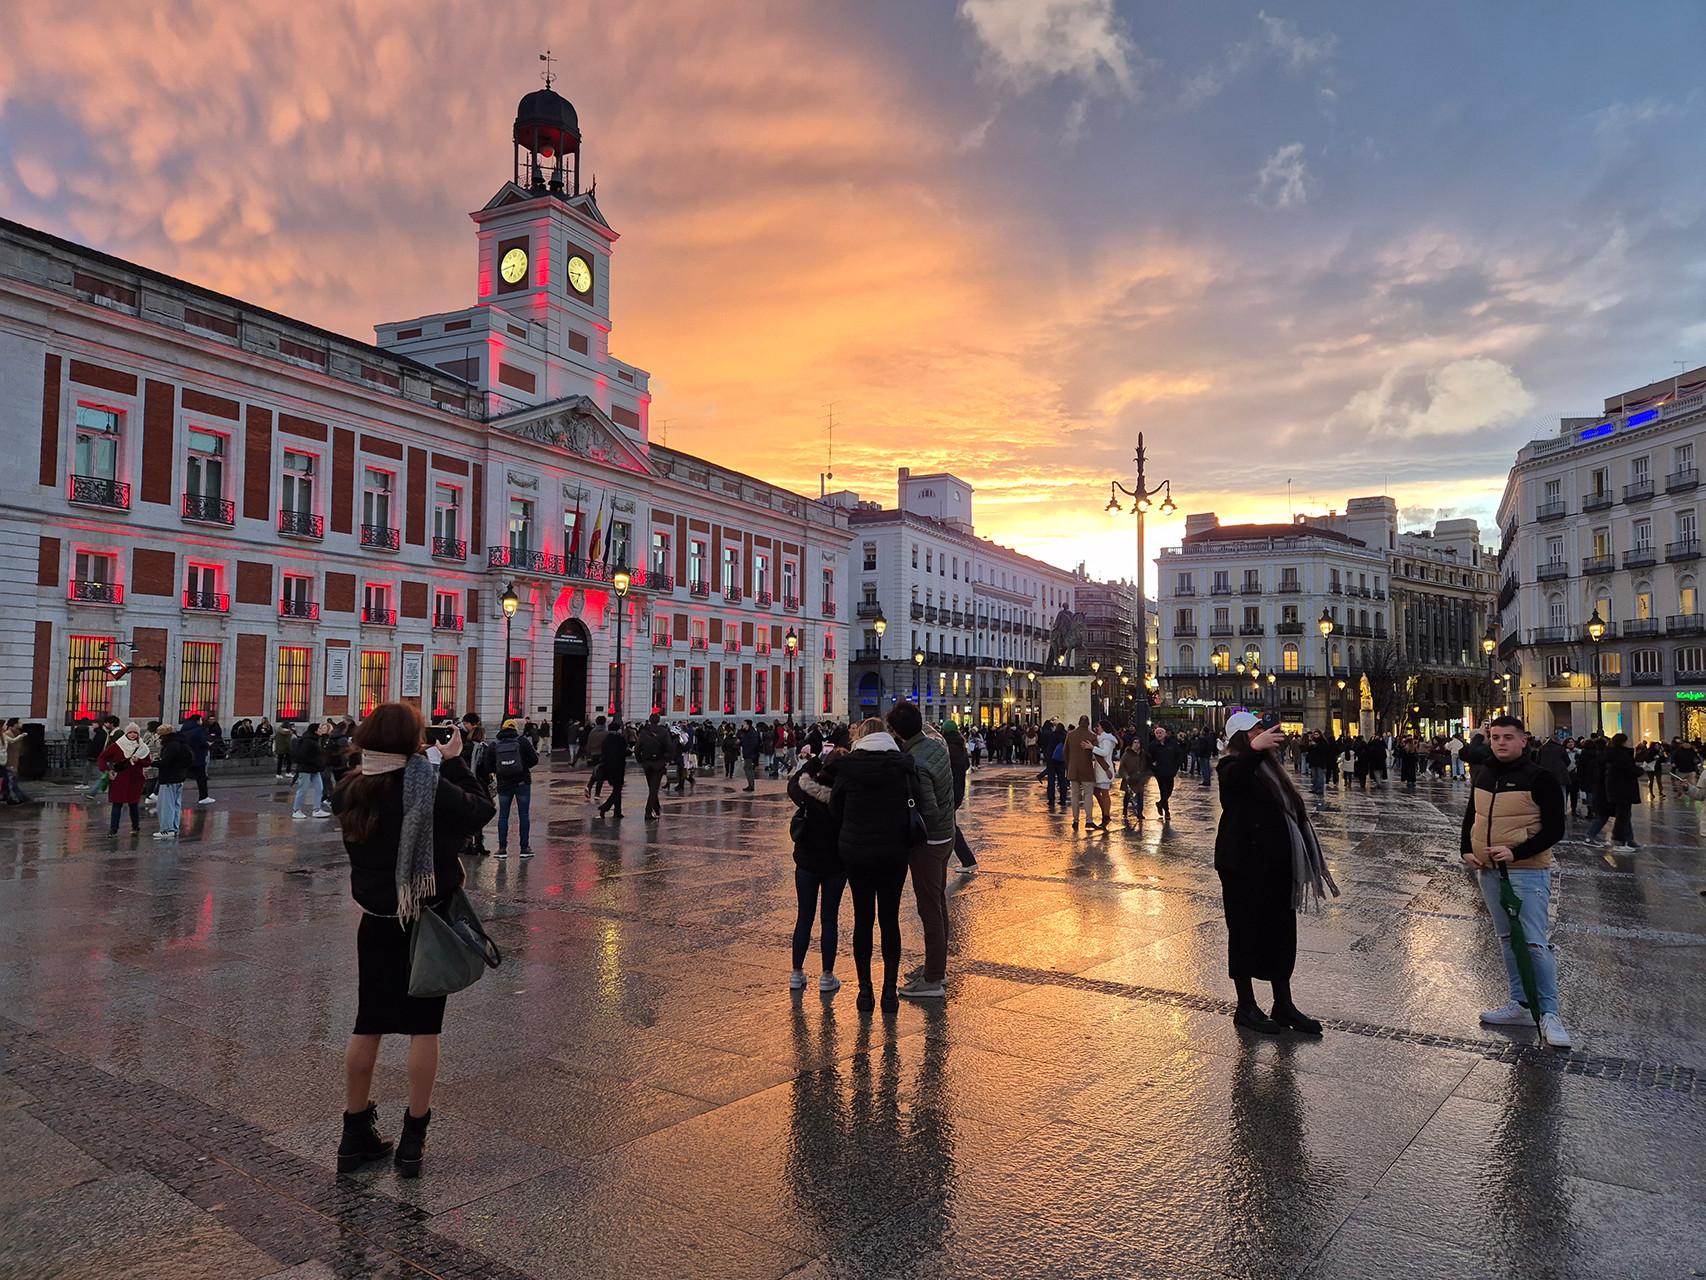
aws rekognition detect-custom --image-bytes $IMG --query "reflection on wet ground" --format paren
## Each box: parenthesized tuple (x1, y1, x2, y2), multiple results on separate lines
(1, 762, 1703, 1278)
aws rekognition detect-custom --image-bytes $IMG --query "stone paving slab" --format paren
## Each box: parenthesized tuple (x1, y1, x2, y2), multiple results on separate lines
(1, 760, 1703, 1277)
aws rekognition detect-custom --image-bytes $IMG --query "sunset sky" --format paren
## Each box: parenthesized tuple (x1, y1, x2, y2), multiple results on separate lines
(3, 1, 1703, 586)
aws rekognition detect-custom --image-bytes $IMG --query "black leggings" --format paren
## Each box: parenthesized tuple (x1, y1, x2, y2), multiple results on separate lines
(847, 863, 908, 995)
(791, 867, 847, 970)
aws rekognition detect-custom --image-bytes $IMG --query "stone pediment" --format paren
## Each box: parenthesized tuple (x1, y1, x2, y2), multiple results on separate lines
(491, 394, 653, 474)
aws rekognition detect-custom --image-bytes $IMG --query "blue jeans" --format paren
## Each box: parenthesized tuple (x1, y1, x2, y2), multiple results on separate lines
(1199, 756, 1213, 786)
(1477, 867, 1559, 1016)
(499, 784, 531, 850)
(1310, 766, 1327, 803)
(293, 771, 322, 812)
(792, 865, 847, 970)
(157, 782, 183, 835)
(1046, 760, 1067, 805)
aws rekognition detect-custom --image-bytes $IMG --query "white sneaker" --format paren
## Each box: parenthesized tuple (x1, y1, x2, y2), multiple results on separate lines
(818, 974, 842, 994)
(312, 808, 331, 818)
(1614, 843, 1639, 853)
(789, 971, 807, 990)
(1540, 1013, 1573, 1049)
(291, 810, 307, 820)
(151, 831, 169, 840)
(197, 797, 216, 805)
(1479, 1000, 1534, 1026)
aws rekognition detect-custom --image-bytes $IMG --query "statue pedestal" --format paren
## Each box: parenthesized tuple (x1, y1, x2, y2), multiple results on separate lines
(1039, 675, 1093, 726)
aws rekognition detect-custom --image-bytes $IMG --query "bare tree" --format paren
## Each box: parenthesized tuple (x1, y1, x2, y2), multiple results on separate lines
(1359, 641, 1421, 732)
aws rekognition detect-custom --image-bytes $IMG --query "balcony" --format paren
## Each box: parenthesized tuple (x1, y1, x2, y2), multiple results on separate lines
(924, 607, 939, 623)
(1174, 587, 1196, 597)
(1582, 490, 1614, 513)
(1623, 480, 1654, 503)
(1631, 670, 1665, 686)
(1666, 613, 1705, 636)
(821, 601, 837, 617)
(1208, 624, 1235, 637)
(1536, 560, 1570, 581)
(1210, 585, 1234, 596)
(1346, 586, 1371, 599)
(783, 593, 800, 612)
(1498, 577, 1518, 610)
(279, 509, 323, 539)
(855, 600, 883, 619)
(183, 590, 229, 613)
(723, 585, 744, 604)
(1240, 584, 1263, 595)
(279, 597, 319, 621)
(645, 569, 675, 593)
(652, 632, 673, 648)
(756, 590, 773, 609)
(1581, 555, 1615, 576)
(1275, 621, 1305, 635)
(910, 603, 924, 620)
(689, 579, 710, 598)
(361, 524, 400, 551)
(432, 613, 464, 633)
(69, 580, 123, 605)
(488, 545, 558, 575)
(1535, 501, 1567, 522)
(182, 493, 234, 526)
(1530, 626, 1568, 644)
(1172, 625, 1198, 637)
(1666, 468, 1699, 493)
(1623, 617, 1660, 638)
(1545, 673, 1576, 689)
(723, 638, 741, 654)
(1238, 623, 1265, 636)
(1680, 670, 1706, 686)
(1276, 582, 1302, 594)
(1666, 539, 1701, 563)
(1623, 546, 1657, 569)
(69, 475, 131, 510)
(361, 605, 396, 626)
(432, 535, 466, 561)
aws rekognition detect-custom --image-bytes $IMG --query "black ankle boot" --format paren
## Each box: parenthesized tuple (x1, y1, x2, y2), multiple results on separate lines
(336, 1102, 393, 1173)
(1271, 1004, 1324, 1036)
(1232, 1003, 1285, 1035)
(394, 1108, 431, 1178)
(856, 987, 875, 1013)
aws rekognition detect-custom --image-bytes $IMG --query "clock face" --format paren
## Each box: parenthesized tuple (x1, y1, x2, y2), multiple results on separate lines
(567, 255, 593, 295)
(499, 247, 529, 285)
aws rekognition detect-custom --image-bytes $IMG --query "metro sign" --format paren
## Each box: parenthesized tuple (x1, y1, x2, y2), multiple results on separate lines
(105, 661, 130, 680)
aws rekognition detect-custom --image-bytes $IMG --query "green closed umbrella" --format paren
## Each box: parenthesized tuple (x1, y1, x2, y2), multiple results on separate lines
(1494, 864, 1545, 1038)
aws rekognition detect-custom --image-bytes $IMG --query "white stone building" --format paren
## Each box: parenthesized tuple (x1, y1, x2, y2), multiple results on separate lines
(1495, 363, 1706, 741)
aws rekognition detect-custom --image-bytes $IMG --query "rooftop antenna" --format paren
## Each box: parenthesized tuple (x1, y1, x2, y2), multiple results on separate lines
(1286, 477, 1293, 520)
(820, 401, 836, 498)
(656, 418, 673, 447)
(1675, 360, 1688, 399)
(539, 49, 557, 90)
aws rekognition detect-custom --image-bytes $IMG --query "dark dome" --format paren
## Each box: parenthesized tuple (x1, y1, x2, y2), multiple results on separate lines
(514, 88, 580, 154)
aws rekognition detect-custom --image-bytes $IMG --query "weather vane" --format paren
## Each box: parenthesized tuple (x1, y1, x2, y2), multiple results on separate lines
(539, 49, 557, 90)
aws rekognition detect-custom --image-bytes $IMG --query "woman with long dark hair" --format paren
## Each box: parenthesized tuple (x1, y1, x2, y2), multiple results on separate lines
(829, 717, 918, 1013)
(1214, 711, 1339, 1036)
(332, 702, 494, 1178)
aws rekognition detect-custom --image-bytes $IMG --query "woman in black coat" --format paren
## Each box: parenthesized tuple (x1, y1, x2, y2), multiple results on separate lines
(787, 746, 847, 993)
(829, 718, 918, 1013)
(1599, 733, 1642, 849)
(332, 702, 494, 1179)
(1214, 712, 1338, 1037)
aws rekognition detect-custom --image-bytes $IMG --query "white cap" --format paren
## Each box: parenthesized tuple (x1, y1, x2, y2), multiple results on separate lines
(1225, 711, 1260, 737)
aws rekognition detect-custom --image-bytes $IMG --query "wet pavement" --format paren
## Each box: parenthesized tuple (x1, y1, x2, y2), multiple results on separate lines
(1, 760, 1703, 1279)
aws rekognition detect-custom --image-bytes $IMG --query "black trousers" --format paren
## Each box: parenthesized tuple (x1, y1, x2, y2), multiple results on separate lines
(643, 766, 666, 817)
(192, 765, 209, 800)
(1156, 774, 1176, 813)
(847, 862, 907, 994)
(792, 867, 847, 970)
(599, 775, 625, 817)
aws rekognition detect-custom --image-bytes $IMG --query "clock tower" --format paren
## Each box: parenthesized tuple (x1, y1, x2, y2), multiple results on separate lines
(375, 80, 651, 443)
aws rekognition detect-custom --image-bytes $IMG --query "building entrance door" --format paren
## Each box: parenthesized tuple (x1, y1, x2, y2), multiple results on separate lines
(552, 620, 590, 748)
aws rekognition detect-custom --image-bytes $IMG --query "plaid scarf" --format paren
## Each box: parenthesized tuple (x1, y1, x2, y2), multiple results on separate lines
(392, 753, 439, 925)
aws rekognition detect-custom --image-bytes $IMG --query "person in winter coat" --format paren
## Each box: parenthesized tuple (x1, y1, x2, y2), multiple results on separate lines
(942, 724, 978, 872)
(1213, 711, 1338, 1037)
(1587, 732, 1642, 850)
(721, 724, 740, 779)
(787, 744, 848, 993)
(291, 722, 327, 818)
(178, 714, 214, 805)
(634, 714, 672, 819)
(739, 721, 762, 791)
(1117, 737, 1148, 825)
(597, 719, 629, 819)
(1147, 726, 1185, 822)
(1536, 737, 1571, 799)
(152, 723, 194, 839)
(273, 721, 296, 776)
(331, 703, 494, 1180)
(1304, 731, 1338, 812)
(1397, 738, 1420, 792)
(889, 702, 955, 999)
(488, 719, 540, 857)
(1063, 716, 1101, 830)
(829, 717, 918, 1014)
(97, 723, 152, 834)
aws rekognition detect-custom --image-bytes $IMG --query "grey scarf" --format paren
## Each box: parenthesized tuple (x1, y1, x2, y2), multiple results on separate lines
(393, 753, 439, 925)
(1259, 754, 1339, 913)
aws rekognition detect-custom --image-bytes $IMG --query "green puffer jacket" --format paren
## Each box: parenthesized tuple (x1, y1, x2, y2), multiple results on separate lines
(900, 728, 956, 844)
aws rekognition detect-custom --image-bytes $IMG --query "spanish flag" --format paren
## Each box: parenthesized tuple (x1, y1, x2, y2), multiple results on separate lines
(587, 493, 606, 563)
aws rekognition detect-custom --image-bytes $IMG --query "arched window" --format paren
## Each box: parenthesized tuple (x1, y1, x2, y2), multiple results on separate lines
(1178, 643, 1195, 670)
(1680, 574, 1698, 616)
(1282, 643, 1299, 672)
(1635, 579, 1654, 620)
(1213, 643, 1231, 669)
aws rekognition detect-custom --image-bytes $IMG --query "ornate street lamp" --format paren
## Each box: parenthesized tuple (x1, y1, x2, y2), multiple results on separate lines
(913, 647, 924, 703)
(784, 626, 798, 725)
(1105, 433, 1176, 734)
(611, 566, 631, 719)
(500, 582, 519, 720)
(1481, 626, 1498, 724)
(1586, 607, 1607, 734)
(872, 611, 887, 712)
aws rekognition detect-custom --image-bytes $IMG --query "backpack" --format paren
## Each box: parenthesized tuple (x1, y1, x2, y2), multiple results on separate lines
(635, 727, 666, 766)
(1051, 742, 1066, 764)
(494, 737, 525, 783)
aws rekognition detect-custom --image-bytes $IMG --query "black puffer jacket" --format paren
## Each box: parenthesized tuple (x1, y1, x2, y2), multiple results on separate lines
(828, 736, 917, 871)
(154, 734, 195, 785)
(787, 754, 843, 876)
(336, 756, 494, 914)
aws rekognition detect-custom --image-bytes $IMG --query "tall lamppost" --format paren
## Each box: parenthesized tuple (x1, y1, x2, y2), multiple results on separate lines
(1318, 610, 1335, 730)
(784, 626, 798, 726)
(1090, 658, 1102, 721)
(500, 582, 519, 721)
(913, 648, 924, 703)
(1586, 606, 1607, 734)
(1025, 669, 1036, 723)
(1481, 626, 1497, 725)
(611, 566, 631, 720)
(1004, 666, 1015, 725)
(1267, 670, 1278, 712)
(1336, 677, 1348, 736)
(872, 611, 887, 713)
(1105, 433, 1176, 736)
